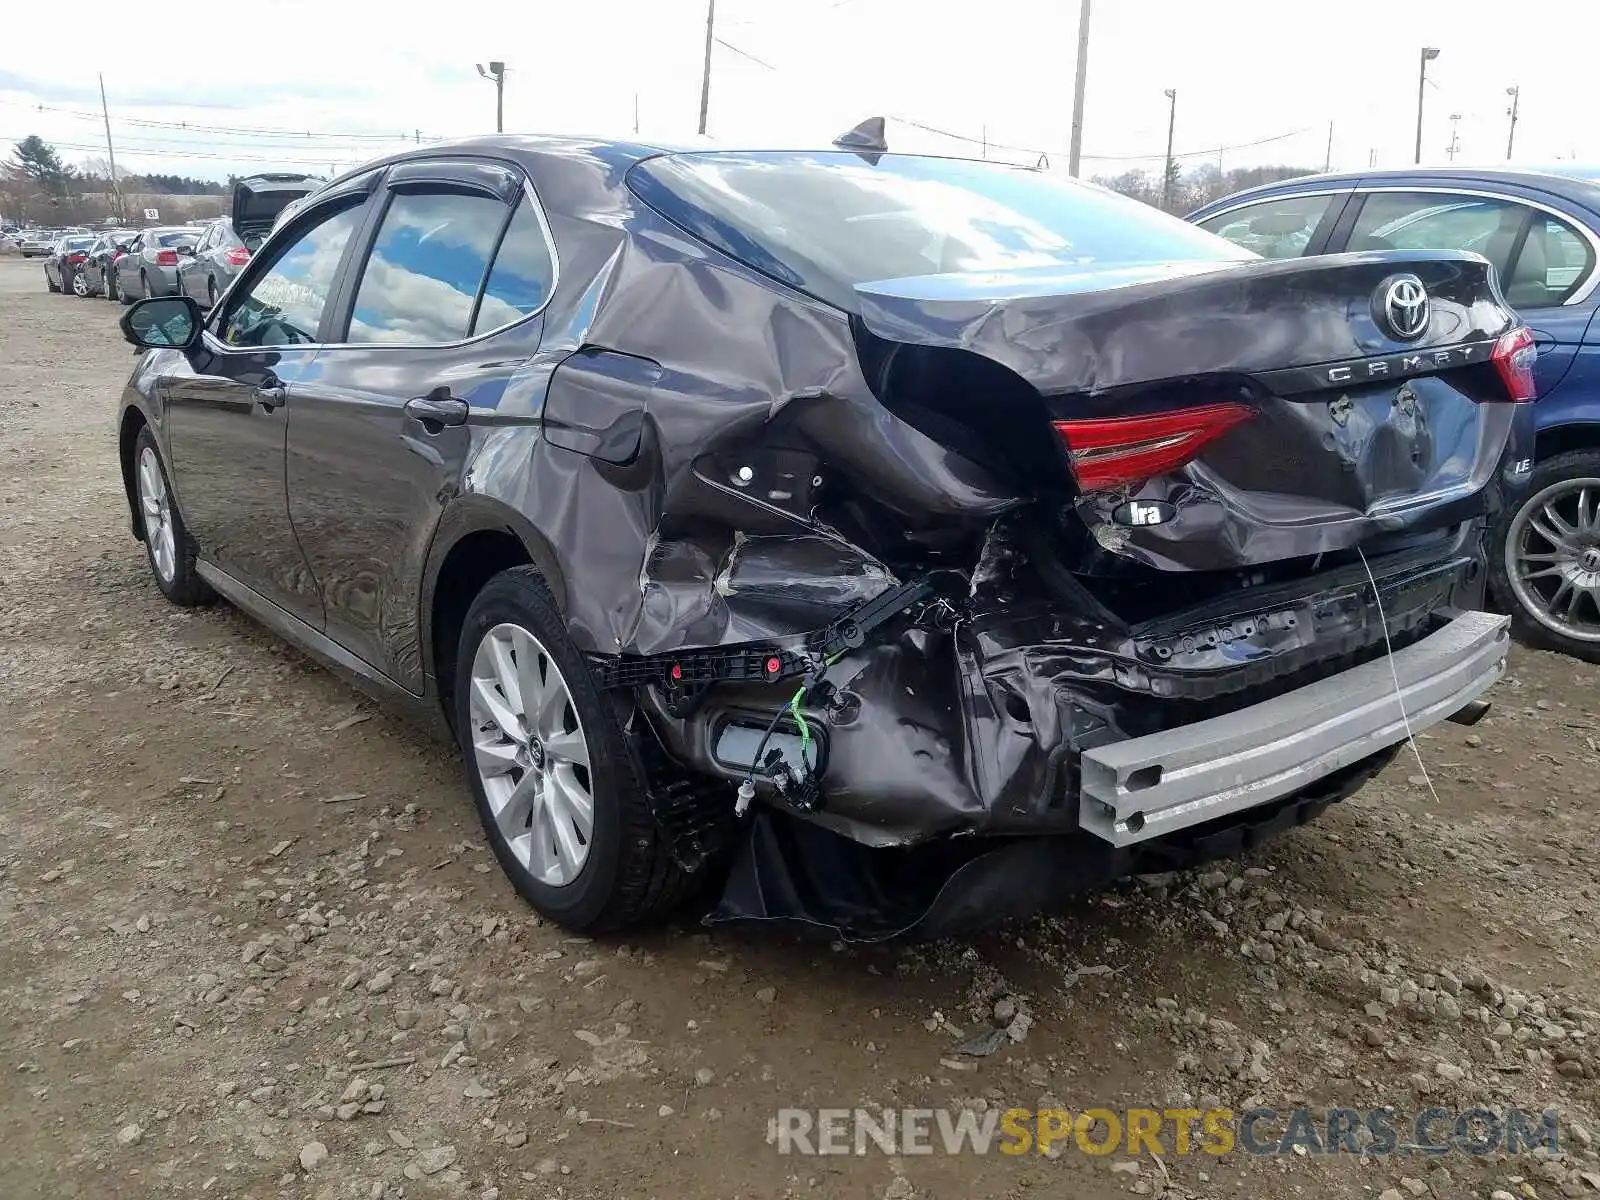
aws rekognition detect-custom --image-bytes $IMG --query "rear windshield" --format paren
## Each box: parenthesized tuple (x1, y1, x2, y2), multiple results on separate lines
(153, 231, 199, 247)
(627, 151, 1252, 311)
(63, 236, 95, 249)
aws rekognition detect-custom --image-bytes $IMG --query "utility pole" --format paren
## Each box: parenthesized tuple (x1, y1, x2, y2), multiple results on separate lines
(1446, 112, 1461, 161)
(1415, 46, 1439, 164)
(1324, 121, 1333, 172)
(98, 73, 123, 223)
(1161, 88, 1177, 212)
(633, 92, 640, 136)
(1066, 0, 1092, 177)
(1505, 86, 1520, 160)
(981, 124, 987, 160)
(476, 62, 506, 133)
(697, 0, 716, 136)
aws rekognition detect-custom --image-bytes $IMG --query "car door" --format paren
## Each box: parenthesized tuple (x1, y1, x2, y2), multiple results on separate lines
(179, 225, 208, 301)
(1338, 189, 1596, 396)
(285, 159, 555, 690)
(161, 189, 375, 628)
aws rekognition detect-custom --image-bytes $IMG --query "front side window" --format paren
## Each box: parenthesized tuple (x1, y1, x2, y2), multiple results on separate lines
(1347, 192, 1529, 280)
(217, 201, 364, 347)
(1195, 194, 1334, 259)
(473, 196, 555, 333)
(346, 190, 507, 344)
(629, 151, 1252, 312)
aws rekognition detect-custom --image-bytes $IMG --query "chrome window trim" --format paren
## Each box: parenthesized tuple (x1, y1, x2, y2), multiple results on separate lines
(1198, 184, 1600, 307)
(201, 174, 560, 356)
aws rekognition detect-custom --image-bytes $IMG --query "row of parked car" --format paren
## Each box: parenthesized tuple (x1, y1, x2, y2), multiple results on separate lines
(22, 174, 322, 309)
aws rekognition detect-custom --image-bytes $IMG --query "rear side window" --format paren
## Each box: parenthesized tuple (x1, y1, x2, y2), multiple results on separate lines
(1195, 194, 1333, 259)
(1505, 215, 1594, 308)
(628, 151, 1251, 312)
(472, 196, 555, 333)
(346, 190, 506, 344)
(1347, 192, 1529, 281)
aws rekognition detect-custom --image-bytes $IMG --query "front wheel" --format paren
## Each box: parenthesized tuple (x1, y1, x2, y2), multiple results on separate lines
(1489, 448, 1600, 663)
(70, 269, 89, 297)
(454, 568, 693, 932)
(132, 428, 214, 607)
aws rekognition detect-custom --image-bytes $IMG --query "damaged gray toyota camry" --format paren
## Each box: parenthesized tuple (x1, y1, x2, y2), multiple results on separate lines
(113, 133, 1535, 940)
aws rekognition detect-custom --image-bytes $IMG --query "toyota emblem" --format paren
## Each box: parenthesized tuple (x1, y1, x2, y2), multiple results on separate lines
(1375, 274, 1430, 341)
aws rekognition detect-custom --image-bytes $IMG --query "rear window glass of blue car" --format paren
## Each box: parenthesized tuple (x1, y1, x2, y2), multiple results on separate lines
(153, 231, 198, 247)
(627, 151, 1252, 311)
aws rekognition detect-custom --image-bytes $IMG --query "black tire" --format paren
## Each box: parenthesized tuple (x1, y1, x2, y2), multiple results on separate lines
(1488, 447, 1600, 664)
(106, 268, 119, 302)
(454, 567, 694, 932)
(131, 427, 214, 607)
(45, 270, 60, 293)
(118, 268, 134, 305)
(207, 277, 217, 307)
(70, 268, 89, 298)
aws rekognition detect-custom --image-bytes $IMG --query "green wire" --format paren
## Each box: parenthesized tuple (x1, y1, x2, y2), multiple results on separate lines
(788, 685, 812, 768)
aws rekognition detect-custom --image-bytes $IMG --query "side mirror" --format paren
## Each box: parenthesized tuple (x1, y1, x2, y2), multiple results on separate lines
(120, 296, 202, 351)
(176, 244, 194, 256)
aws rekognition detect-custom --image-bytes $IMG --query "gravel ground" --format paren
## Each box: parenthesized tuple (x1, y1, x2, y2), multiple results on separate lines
(3, 252, 1600, 1200)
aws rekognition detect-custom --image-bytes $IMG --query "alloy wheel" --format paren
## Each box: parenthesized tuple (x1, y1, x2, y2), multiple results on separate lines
(1506, 476, 1600, 645)
(468, 622, 595, 887)
(71, 271, 88, 296)
(137, 446, 177, 583)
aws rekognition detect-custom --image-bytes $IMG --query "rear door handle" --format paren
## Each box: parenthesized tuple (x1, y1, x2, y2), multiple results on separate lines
(404, 394, 470, 429)
(255, 385, 286, 411)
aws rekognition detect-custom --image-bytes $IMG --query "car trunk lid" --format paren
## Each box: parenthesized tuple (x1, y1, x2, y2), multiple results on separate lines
(232, 173, 324, 241)
(852, 250, 1533, 572)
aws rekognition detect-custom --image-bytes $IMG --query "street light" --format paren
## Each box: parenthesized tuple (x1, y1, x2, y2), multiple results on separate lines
(476, 61, 506, 134)
(1414, 46, 1439, 164)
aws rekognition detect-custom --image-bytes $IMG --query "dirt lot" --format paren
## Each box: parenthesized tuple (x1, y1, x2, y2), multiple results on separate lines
(2, 252, 1600, 1200)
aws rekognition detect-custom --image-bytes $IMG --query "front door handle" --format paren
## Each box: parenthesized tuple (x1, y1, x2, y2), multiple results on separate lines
(255, 385, 286, 411)
(404, 394, 469, 429)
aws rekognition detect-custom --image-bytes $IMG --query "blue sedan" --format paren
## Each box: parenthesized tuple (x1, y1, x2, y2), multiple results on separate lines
(1190, 167, 1600, 662)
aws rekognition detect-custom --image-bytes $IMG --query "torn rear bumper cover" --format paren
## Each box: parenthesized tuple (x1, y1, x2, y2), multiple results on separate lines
(1078, 609, 1510, 847)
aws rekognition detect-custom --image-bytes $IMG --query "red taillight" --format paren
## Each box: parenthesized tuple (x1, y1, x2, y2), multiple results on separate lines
(155, 249, 178, 266)
(67, 253, 86, 264)
(224, 247, 251, 266)
(112, 249, 126, 260)
(1490, 326, 1537, 403)
(1053, 403, 1256, 492)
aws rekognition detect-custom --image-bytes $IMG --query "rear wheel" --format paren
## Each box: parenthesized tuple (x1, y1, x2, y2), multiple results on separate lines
(45, 270, 59, 293)
(106, 268, 119, 302)
(1491, 449, 1600, 663)
(207, 277, 217, 307)
(454, 567, 694, 932)
(70, 269, 88, 297)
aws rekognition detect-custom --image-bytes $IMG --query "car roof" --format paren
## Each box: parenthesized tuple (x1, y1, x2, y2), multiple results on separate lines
(1189, 165, 1600, 219)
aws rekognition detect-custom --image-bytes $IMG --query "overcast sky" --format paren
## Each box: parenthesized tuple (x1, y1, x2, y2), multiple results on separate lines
(0, 0, 1590, 183)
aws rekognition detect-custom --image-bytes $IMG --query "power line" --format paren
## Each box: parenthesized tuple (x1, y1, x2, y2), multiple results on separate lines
(2, 99, 450, 144)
